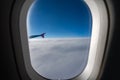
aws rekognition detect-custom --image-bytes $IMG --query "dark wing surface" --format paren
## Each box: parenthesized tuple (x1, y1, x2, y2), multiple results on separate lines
(29, 35, 40, 39)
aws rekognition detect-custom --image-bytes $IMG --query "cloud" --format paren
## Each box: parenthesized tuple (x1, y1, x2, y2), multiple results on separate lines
(29, 38, 90, 79)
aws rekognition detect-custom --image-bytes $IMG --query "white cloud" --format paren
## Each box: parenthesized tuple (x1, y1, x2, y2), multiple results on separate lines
(29, 38, 90, 79)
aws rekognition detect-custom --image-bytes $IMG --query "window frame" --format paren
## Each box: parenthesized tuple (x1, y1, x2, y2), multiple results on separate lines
(12, 0, 108, 80)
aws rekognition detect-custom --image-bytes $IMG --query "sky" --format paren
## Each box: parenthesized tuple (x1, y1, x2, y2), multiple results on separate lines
(27, 0, 92, 79)
(27, 0, 92, 38)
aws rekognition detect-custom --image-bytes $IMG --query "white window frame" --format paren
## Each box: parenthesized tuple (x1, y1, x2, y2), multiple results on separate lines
(19, 0, 108, 80)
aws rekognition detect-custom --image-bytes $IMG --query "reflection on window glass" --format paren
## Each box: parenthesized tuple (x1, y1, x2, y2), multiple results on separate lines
(27, 0, 92, 79)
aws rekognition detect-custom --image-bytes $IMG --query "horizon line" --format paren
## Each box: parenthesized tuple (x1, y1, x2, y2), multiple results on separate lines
(28, 37, 91, 41)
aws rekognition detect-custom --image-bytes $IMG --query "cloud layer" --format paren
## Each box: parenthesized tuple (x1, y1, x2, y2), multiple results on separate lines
(29, 38, 90, 79)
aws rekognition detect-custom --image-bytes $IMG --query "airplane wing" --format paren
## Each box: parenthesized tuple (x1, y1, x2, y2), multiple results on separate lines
(29, 33, 46, 39)
(29, 35, 40, 39)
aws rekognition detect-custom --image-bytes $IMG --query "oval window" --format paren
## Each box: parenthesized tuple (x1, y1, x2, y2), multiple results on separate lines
(27, 0, 92, 79)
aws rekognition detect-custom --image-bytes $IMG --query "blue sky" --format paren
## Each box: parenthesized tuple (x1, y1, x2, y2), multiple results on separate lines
(27, 0, 92, 38)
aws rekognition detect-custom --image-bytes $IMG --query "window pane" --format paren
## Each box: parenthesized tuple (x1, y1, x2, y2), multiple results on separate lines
(27, 0, 92, 79)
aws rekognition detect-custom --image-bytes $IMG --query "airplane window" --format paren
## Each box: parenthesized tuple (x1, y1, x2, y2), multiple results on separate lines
(27, 0, 92, 79)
